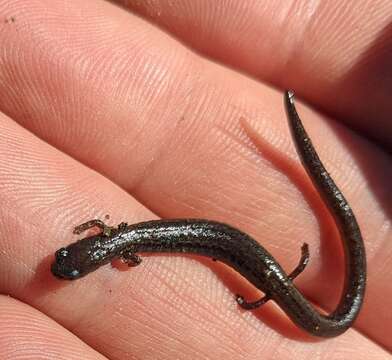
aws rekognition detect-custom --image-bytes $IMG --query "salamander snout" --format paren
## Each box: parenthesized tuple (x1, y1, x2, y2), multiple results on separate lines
(51, 247, 82, 280)
(51, 235, 107, 280)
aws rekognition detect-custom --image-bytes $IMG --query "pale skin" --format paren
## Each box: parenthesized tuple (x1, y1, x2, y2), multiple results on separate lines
(0, 0, 391, 359)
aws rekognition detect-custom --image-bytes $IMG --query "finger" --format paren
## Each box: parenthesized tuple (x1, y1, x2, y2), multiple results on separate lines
(116, 0, 392, 149)
(0, 0, 391, 351)
(0, 295, 107, 360)
(0, 111, 389, 359)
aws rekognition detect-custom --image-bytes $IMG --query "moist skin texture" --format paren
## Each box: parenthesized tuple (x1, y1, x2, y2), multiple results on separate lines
(51, 91, 366, 338)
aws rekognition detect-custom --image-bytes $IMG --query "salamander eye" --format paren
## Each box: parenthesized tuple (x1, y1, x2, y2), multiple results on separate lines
(55, 247, 69, 259)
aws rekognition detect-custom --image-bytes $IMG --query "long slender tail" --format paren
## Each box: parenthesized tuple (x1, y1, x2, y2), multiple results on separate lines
(280, 90, 366, 336)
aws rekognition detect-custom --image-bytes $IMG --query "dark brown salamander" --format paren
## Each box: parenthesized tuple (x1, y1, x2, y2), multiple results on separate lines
(51, 91, 366, 337)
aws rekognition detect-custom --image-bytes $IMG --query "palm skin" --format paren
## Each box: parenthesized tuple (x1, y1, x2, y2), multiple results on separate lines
(0, 1, 391, 359)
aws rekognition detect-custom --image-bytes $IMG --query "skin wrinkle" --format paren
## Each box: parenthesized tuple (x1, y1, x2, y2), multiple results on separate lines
(130, 79, 240, 215)
(87, 256, 242, 358)
(92, 250, 260, 358)
(110, 302, 213, 359)
(134, 263, 248, 356)
(148, 259, 252, 345)
(126, 65, 205, 198)
(0, 296, 107, 360)
(231, 121, 320, 240)
(118, 60, 207, 196)
(121, 0, 392, 149)
(211, 123, 312, 235)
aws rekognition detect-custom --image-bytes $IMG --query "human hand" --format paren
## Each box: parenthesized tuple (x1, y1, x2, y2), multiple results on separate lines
(0, 1, 391, 359)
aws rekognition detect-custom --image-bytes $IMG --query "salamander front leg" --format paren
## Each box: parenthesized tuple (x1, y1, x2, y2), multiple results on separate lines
(121, 251, 142, 267)
(236, 243, 310, 310)
(73, 219, 115, 237)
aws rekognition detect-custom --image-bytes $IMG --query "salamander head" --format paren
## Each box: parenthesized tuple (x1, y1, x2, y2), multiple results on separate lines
(51, 235, 110, 280)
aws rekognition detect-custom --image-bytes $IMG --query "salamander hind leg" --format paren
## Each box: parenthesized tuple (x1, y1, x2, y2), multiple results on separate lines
(287, 243, 309, 281)
(236, 243, 310, 310)
(236, 293, 271, 310)
(121, 251, 142, 267)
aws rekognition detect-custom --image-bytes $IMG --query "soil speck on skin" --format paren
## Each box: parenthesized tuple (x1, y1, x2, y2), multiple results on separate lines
(5, 16, 15, 24)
